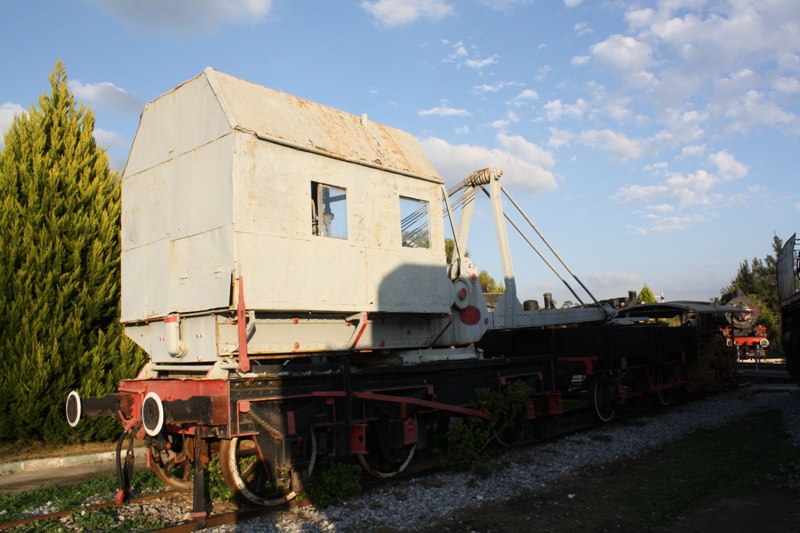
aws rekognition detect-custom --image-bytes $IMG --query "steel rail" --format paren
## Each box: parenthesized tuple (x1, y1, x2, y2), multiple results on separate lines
(0, 490, 179, 531)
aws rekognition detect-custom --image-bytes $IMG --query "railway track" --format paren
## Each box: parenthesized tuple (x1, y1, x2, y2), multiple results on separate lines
(739, 360, 793, 383)
(0, 491, 179, 531)
(0, 399, 681, 533)
(12, 383, 794, 533)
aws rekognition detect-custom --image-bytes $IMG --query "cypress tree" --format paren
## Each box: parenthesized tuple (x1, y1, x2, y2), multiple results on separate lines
(0, 61, 145, 443)
(638, 284, 657, 303)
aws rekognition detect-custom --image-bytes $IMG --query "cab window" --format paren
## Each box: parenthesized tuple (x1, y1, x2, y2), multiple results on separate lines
(400, 196, 430, 248)
(311, 182, 347, 239)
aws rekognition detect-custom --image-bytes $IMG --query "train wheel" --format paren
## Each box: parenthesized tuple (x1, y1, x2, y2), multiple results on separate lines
(357, 421, 416, 479)
(148, 435, 194, 492)
(307, 428, 318, 477)
(589, 375, 617, 422)
(358, 444, 415, 479)
(494, 412, 526, 447)
(656, 368, 675, 407)
(219, 437, 295, 506)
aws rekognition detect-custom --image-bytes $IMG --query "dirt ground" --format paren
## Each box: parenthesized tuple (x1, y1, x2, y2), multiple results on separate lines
(410, 409, 800, 533)
(414, 475, 800, 533)
(0, 440, 146, 464)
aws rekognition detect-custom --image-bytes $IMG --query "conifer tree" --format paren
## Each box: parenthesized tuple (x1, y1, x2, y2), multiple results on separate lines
(0, 61, 145, 443)
(638, 284, 657, 303)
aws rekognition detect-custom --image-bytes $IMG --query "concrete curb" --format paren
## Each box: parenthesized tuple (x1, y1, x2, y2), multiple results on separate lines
(0, 448, 147, 476)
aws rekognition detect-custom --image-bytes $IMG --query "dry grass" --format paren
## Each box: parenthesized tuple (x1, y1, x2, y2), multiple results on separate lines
(0, 440, 146, 464)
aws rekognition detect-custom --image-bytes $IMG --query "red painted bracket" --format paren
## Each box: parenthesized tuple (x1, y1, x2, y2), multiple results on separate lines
(428, 314, 454, 347)
(236, 276, 250, 373)
(353, 391, 491, 420)
(350, 312, 369, 349)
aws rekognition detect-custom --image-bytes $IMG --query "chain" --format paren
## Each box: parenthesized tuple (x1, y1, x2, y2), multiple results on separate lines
(247, 409, 284, 440)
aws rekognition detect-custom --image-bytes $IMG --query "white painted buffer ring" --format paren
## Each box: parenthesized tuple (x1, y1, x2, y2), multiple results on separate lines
(66, 390, 82, 428)
(142, 391, 165, 437)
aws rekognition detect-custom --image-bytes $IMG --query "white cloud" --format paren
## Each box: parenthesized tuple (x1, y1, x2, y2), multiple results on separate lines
(795, 202, 800, 212)
(773, 77, 800, 94)
(0, 103, 24, 146)
(647, 204, 674, 214)
(453, 42, 468, 57)
(477, 0, 532, 11)
(598, 96, 634, 122)
(604, 1, 800, 136)
(419, 133, 557, 194)
(473, 81, 520, 94)
(725, 90, 800, 135)
(418, 103, 471, 117)
(680, 144, 706, 158)
(474, 84, 502, 94)
(663, 170, 718, 208)
(443, 41, 501, 72)
(584, 271, 641, 290)
(579, 128, 642, 160)
(87, 0, 274, 34)
(635, 2, 800, 67)
(68, 80, 142, 113)
(708, 150, 748, 181)
(590, 35, 654, 81)
(506, 89, 538, 106)
(542, 98, 591, 121)
(614, 149, 753, 233)
(564, 0, 583, 7)
(648, 109, 708, 151)
(464, 55, 499, 70)
(571, 55, 591, 66)
(490, 110, 520, 129)
(614, 184, 670, 205)
(650, 214, 705, 233)
(94, 128, 128, 147)
(536, 65, 552, 81)
(363, 0, 453, 26)
(574, 22, 593, 36)
(547, 127, 573, 149)
(643, 162, 668, 172)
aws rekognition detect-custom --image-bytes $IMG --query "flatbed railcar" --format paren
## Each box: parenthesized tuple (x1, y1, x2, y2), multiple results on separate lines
(65, 68, 741, 512)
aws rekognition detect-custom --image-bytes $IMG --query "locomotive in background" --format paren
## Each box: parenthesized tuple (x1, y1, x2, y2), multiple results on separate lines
(718, 291, 769, 359)
(64, 69, 743, 512)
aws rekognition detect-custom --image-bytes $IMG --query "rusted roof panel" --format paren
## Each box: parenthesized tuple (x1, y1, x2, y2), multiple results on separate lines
(206, 68, 442, 183)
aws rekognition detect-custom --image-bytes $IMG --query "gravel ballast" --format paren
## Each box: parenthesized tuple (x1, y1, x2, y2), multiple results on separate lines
(201, 389, 800, 533)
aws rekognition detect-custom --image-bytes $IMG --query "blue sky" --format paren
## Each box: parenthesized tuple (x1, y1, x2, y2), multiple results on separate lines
(1, 0, 798, 306)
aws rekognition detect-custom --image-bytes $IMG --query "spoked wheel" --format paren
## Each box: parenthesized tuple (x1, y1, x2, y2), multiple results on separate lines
(493, 412, 526, 447)
(307, 427, 318, 477)
(219, 436, 295, 506)
(148, 434, 194, 492)
(656, 367, 676, 407)
(358, 421, 416, 479)
(589, 374, 617, 422)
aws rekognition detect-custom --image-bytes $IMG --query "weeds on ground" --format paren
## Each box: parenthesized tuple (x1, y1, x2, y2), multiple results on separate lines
(205, 454, 234, 502)
(625, 409, 799, 525)
(307, 461, 362, 508)
(0, 469, 163, 525)
(416, 408, 800, 533)
(434, 381, 533, 476)
(10, 510, 166, 533)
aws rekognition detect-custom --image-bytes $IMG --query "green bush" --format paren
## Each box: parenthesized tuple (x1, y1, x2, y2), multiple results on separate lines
(438, 380, 533, 476)
(205, 454, 234, 502)
(308, 461, 362, 507)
